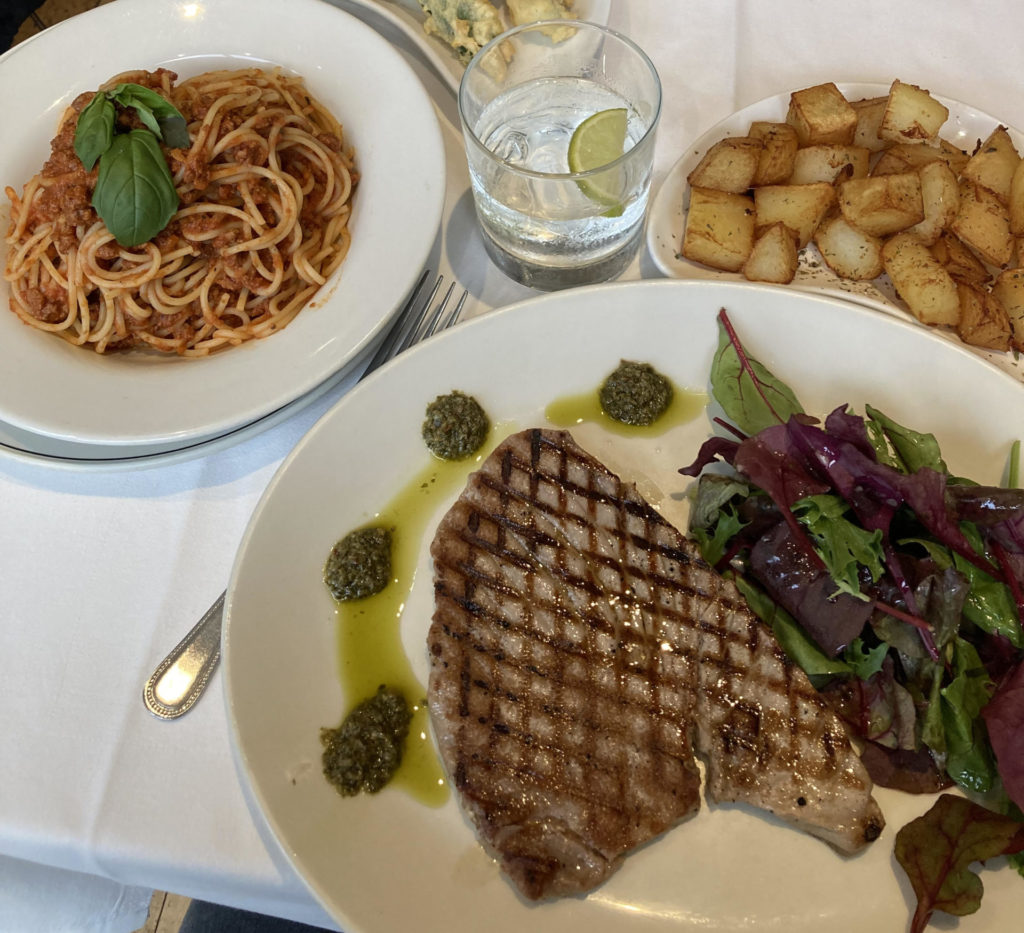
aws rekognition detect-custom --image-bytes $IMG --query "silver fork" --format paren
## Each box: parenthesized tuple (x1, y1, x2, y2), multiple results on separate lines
(143, 273, 468, 720)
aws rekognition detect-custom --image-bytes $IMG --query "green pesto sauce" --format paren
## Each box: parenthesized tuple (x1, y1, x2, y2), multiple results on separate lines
(323, 526, 392, 602)
(332, 430, 503, 807)
(546, 374, 707, 437)
(320, 685, 411, 796)
(599, 361, 674, 426)
(422, 390, 490, 460)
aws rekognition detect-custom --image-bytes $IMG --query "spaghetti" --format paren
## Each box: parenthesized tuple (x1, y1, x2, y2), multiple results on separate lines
(4, 67, 358, 356)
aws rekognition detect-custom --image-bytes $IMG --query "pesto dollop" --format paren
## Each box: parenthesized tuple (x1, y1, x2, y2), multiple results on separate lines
(599, 360, 674, 426)
(422, 390, 489, 460)
(320, 685, 411, 796)
(323, 526, 392, 601)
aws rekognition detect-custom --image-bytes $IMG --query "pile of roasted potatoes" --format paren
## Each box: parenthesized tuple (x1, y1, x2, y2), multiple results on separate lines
(681, 79, 1024, 352)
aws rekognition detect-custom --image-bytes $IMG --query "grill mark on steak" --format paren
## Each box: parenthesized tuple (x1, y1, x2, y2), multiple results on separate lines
(427, 428, 883, 900)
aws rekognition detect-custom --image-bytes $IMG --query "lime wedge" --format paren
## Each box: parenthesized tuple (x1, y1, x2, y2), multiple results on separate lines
(567, 107, 628, 208)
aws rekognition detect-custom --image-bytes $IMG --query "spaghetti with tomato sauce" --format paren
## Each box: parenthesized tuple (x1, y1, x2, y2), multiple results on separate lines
(3, 67, 358, 355)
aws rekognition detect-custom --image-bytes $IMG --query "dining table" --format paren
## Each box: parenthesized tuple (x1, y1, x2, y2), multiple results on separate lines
(2, 0, 1024, 930)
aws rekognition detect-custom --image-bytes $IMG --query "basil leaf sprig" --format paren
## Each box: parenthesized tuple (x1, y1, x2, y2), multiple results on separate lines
(73, 83, 190, 247)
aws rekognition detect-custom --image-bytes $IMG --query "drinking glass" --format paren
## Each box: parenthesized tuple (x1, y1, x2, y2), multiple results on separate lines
(459, 20, 662, 290)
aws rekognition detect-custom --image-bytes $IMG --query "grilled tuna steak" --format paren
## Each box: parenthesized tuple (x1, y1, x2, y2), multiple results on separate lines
(427, 428, 884, 900)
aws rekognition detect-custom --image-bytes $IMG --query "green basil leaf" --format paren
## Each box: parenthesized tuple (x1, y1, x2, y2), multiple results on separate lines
(74, 92, 115, 171)
(710, 316, 804, 436)
(108, 83, 190, 149)
(92, 130, 179, 247)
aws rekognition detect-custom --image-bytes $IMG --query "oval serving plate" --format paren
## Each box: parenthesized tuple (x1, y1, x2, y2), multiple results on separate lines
(224, 278, 1023, 933)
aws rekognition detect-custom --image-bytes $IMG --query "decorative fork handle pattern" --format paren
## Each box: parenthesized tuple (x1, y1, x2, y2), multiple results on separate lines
(143, 272, 466, 719)
(144, 593, 224, 719)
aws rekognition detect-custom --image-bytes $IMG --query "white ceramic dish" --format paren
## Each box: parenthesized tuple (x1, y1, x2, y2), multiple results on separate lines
(381, 0, 612, 91)
(0, 352, 365, 472)
(224, 279, 1023, 933)
(0, 0, 445, 448)
(647, 83, 1024, 385)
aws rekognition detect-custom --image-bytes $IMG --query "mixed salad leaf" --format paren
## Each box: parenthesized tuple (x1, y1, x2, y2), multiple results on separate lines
(682, 309, 1024, 929)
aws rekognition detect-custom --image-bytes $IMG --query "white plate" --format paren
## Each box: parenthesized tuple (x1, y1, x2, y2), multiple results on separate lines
(647, 83, 1024, 385)
(224, 279, 1023, 933)
(0, 0, 445, 447)
(0, 352, 365, 472)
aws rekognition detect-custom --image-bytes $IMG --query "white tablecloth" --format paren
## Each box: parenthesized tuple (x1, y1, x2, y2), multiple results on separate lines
(3, 1, 1023, 930)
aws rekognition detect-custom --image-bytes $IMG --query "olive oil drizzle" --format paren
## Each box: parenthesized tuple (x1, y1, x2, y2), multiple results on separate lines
(333, 435, 502, 807)
(545, 379, 707, 436)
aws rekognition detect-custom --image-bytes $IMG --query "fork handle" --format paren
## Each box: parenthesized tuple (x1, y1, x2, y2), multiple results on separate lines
(143, 592, 224, 719)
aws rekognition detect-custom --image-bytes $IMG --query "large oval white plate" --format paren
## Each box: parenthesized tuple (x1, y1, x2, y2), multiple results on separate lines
(646, 83, 1024, 386)
(0, 0, 445, 447)
(224, 279, 1023, 933)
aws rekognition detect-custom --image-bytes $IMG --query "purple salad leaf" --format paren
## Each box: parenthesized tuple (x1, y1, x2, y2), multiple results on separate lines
(749, 519, 873, 656)
(858, 741, 952, 794)
(982, 660, 1024, 812)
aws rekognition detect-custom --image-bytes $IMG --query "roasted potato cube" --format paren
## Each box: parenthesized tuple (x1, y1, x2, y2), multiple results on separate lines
(872, 142, 946, 176)
(950, 180, 1014, 267)
(930, 232, 991, 286)
(753, 182, 836, 248)
(748, 121, 799, 185)
(851, 96, 890, 152)
(956, 281, 1013, 350)
(1009, 158, 1024, 235)
(991, 267, 1024, 348)
(788, 145, 870, 185)
(872, 140, 970, 176)
(906, 160, 960, 245)
(742, 222, 799, 283)
(786, 82, 857, 146)
(936, 138, 971, 175)
(882, 232, 961, 325)
(813, 211, 884, 280)
(686, 136, 763, 193)
(960, 126, 1020, 203)
(879, 80, 949, 144)
(839, 174, 924, 237)
(682, 187, 755, 272)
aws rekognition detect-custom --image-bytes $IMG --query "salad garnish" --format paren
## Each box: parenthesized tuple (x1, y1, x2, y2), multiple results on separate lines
(681, 309, 1024, 929)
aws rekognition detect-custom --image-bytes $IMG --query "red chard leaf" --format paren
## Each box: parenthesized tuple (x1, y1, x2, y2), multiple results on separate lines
(895, 794, 1024, 933)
